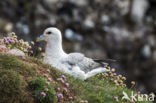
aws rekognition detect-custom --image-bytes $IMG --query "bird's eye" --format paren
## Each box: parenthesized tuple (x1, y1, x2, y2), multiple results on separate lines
(46, 31, 52, 35)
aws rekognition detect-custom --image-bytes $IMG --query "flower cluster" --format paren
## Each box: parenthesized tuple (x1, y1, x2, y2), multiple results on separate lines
(97, 67, 129, 88)
(56, 75, 74, 102)
(38, 72, 53, 98)
(97, 66, 136, 90)
(80, 100, 88, 103)
(3, 32, 34, 54)
(40, 87, 49, 98)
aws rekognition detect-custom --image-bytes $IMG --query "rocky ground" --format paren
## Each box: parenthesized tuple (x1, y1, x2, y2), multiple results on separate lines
(0, 0, 156, 94)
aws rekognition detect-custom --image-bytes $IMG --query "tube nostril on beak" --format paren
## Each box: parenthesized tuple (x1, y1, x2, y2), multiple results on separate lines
(40, 35, 44, 38)
(36, 34, 44, 42)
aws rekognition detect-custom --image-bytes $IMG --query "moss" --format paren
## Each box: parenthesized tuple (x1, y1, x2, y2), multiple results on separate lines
(29, 76, 57, 103)
(0, 53, 36, 76)
(0, 69, 33, 103)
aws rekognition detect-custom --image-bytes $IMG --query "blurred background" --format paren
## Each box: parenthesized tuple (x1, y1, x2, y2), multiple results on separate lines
(0, 0, 156, 94)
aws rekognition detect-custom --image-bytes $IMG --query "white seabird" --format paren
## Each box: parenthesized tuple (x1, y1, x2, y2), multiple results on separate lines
(37, 27, 109, 80)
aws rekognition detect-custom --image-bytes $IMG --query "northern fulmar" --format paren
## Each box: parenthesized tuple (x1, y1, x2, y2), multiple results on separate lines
(37, 27, 109, 80)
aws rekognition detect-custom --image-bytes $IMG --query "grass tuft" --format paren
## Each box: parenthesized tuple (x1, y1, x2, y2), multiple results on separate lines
(0, 69, 33, 103)
(0, 53, 36, 76)
(29, 76, 57, 103)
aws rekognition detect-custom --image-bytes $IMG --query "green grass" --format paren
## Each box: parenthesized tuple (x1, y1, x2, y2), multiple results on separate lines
(0, 53, 36, 76)
(0, 53, 152, 103)
(0, 69, 33, 103)
(29, 76, 57, 103)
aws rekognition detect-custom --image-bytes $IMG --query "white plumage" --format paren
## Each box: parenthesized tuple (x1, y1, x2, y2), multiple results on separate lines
(37, 27, 109, 80)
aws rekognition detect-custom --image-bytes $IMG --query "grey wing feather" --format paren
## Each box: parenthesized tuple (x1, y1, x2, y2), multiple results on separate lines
(66, 53, 108, 73)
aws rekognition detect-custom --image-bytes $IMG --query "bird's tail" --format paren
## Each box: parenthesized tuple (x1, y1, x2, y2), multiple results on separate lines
(85, 67, 109, 79)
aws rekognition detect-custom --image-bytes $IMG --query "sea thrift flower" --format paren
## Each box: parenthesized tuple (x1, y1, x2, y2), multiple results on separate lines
(15, 40, 19, 44)
(24, 42, 29, 47)
(65, 82, 70, 87)
(116, 83, 119, 86)
(19, 39, 24, 43)
(38, 47, 42, 51)
(110, 73, 113, 77)
(61, 79, 65, 83)
(57, 87, 61, 91)
(31, 41, 34, 45)
(41, 53, 45, 57)
(111, 78, 114, 81)
(28, 46, 32, 49)
(122, 84, 127, 87)
(69, 96, 73, 100)
(113, 73, 117, 76)
(114, 96, 119, 101)
(119, 80, 123, 83)
(116, 76, 120, 80)
(63, 88, 68, 92)
(46, 81, 50, 85)
(48, 77, 52, 81)
(131, 81, 135, 85)
(114, 79, 118, 84)
(8, 39, 13, 43)
(11, 32, 16, 36)
(131, 81, 136, 88)
(13, 35, 17, 38)
(61, 75, 66, 80)
(111, 68, 115, 72)
(40, 92, 46, 97)
(122, 77, 126, 81)
(30, 50, 33, 54)
(118, 75, 122, 78)
(46, 69, 50, 73)
(45, 88, 49, 92)
(57, 93, 63, 99)
(5, 41, 9, 44)
(104, 73, 108, 76)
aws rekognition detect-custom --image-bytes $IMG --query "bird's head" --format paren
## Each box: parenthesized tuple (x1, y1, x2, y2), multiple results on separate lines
(37, 27, 62, 42)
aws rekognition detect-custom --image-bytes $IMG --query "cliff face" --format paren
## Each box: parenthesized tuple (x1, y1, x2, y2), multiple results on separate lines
(0, 0, 156, 93)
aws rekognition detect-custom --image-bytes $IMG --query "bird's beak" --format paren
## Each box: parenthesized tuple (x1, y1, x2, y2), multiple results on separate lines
(36, 34, 45, 42)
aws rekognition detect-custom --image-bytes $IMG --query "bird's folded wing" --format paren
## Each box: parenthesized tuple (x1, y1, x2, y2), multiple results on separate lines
(63, 53, 108, 73)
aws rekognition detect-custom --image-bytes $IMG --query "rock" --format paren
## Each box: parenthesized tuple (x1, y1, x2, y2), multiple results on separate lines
(0, 45, 9, 53)
(101, 15, 110, 24)
(65, 29, 83, 41)
(7, 49, 25, 56)
(141, 44, 151, 58)
(83, 18, 95, 29)
(69, 0, 88, 6)
(131, 0, 149, 23)
(16, 22, 30, 35)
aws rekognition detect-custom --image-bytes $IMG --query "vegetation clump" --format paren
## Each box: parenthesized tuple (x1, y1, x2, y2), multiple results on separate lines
(3, 32, 34, 54)
(0, 69, 33, 103)
(0, 53, 36, 76)
(29, 76, 57, 103)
